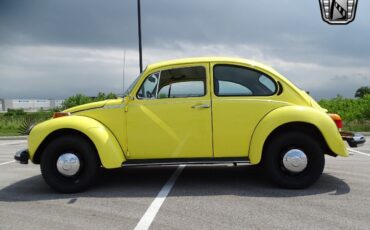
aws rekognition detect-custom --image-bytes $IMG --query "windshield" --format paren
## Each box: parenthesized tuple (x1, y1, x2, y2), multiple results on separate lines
(123, 73, 143, 97)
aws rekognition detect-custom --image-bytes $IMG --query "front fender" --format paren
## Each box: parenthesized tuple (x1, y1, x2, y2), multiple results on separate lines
(28, 115, 126, 169)
(249, 106, 348, 164)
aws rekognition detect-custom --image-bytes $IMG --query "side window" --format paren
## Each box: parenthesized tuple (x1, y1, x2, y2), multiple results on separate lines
(158, 66, 206, 98)
(139, 66, 206, 99)
(259, 75, 276, 92)
(159, 81, 205, 98)
(214, 65, 277, 96)
(168, 81, 204, 98)
(218, 81, 252, 96)
(137, 72, 160, 99)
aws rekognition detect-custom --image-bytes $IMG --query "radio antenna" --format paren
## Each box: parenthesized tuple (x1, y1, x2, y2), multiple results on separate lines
(123, 48, 126, 94)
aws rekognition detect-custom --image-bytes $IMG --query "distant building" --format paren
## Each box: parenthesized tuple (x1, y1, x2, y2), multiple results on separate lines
(50, 99, 64, 109)
(0, 99, 4, 112)
(0, 99, 64, 112)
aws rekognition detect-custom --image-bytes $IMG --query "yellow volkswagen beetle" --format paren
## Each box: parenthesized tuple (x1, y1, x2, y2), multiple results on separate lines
(15, 57, 360, 193)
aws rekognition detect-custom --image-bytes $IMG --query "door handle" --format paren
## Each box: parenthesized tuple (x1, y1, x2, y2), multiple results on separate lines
(191, 104, 210, 109)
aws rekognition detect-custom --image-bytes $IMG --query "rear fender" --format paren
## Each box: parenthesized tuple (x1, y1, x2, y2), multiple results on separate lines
(249, 106, 348, 164)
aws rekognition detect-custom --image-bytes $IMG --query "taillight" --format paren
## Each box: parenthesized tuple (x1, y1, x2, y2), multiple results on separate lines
(328, 113, 342, 129)
(53, 112, 71, 119)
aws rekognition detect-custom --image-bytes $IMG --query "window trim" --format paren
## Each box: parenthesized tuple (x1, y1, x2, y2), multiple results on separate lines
(213, 64, 278, 97)
(136, 71, 161, 100)
(136, 66, 208, 100)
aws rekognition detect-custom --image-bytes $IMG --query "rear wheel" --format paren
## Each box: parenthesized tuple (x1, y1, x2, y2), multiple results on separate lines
(263, 132, 325, 189)
(40, 135, 99, 193)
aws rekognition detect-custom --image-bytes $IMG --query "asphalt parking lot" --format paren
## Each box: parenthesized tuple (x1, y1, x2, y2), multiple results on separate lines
(0, 139, 370, 230)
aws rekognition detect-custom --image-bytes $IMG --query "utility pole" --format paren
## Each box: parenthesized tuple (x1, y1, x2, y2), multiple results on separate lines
(137, 0, 143, 73)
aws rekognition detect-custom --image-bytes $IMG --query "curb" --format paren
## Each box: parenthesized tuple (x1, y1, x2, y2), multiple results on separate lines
(0, 136, 27, 140)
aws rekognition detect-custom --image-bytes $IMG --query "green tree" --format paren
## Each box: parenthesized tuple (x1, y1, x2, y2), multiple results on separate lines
(95, 92, 106, 101)
(355, 86, 370, 98)
(62, 92, 118, 109)
(105, 92, 117, 99)
(62, 94, 93, 109)
(363, 94, 370, 119)
(95, 92, 117, 100)
(4, 109, 26, 116)
(318, 94, 370, 122)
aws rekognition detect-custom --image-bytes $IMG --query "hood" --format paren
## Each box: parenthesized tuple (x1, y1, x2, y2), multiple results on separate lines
(64, 100, 108, 113)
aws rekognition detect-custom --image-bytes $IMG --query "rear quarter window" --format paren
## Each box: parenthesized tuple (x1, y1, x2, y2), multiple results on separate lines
(214, 65, 277, 96)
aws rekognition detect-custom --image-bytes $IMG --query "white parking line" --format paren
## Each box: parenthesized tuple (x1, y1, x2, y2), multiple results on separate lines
(0, 141, 26, 146)
(134, 165, 185, 230)
(0, 160, 15, 166)
(348, 148, 370, 157)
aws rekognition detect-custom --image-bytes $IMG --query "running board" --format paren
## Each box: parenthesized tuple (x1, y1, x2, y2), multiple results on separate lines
(122, 157, 251, 167)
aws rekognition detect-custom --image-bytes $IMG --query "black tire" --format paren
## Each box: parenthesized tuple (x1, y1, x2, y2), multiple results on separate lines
(262, 132, 325, 189)
(40, 135, 99, 193)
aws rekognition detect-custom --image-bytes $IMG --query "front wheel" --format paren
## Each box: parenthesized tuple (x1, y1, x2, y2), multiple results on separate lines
(262, 132, 325, 189)
(40, 135, 100, 193)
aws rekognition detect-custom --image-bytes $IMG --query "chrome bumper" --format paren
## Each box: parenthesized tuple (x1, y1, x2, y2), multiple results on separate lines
(14, 149, 29, 164)
(341, 131, 366, 148)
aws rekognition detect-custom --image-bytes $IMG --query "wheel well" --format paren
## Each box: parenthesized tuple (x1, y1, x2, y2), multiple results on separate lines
(32, 129, 100, 164)
(262, 122, 335, 158)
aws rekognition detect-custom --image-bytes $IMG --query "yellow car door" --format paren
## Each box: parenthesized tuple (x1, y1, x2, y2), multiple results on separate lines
(126, 64, 213, 159)
(211, 63, 288, 158)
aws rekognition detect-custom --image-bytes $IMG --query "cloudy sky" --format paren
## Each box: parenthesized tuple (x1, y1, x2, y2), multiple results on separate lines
(0, 0, 369, 100)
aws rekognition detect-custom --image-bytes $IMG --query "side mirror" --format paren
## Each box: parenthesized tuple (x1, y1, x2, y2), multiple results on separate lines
(148, 76, 157, 83)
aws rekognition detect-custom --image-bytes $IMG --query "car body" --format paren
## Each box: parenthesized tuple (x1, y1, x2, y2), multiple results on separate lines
(15, 57, 363, 193)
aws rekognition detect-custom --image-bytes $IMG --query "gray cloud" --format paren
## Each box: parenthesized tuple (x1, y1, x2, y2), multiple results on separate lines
(0, 0, 369, 99)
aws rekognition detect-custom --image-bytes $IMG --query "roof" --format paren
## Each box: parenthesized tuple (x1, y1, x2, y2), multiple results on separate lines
(145, 57, 277, 74)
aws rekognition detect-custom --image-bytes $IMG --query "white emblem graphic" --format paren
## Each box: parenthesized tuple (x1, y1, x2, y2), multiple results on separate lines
(319, 0, 358, 24)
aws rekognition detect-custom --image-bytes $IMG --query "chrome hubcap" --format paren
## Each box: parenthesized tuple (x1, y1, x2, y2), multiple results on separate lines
(282, 149, 308, 173)
(56, 153, 80, 176)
